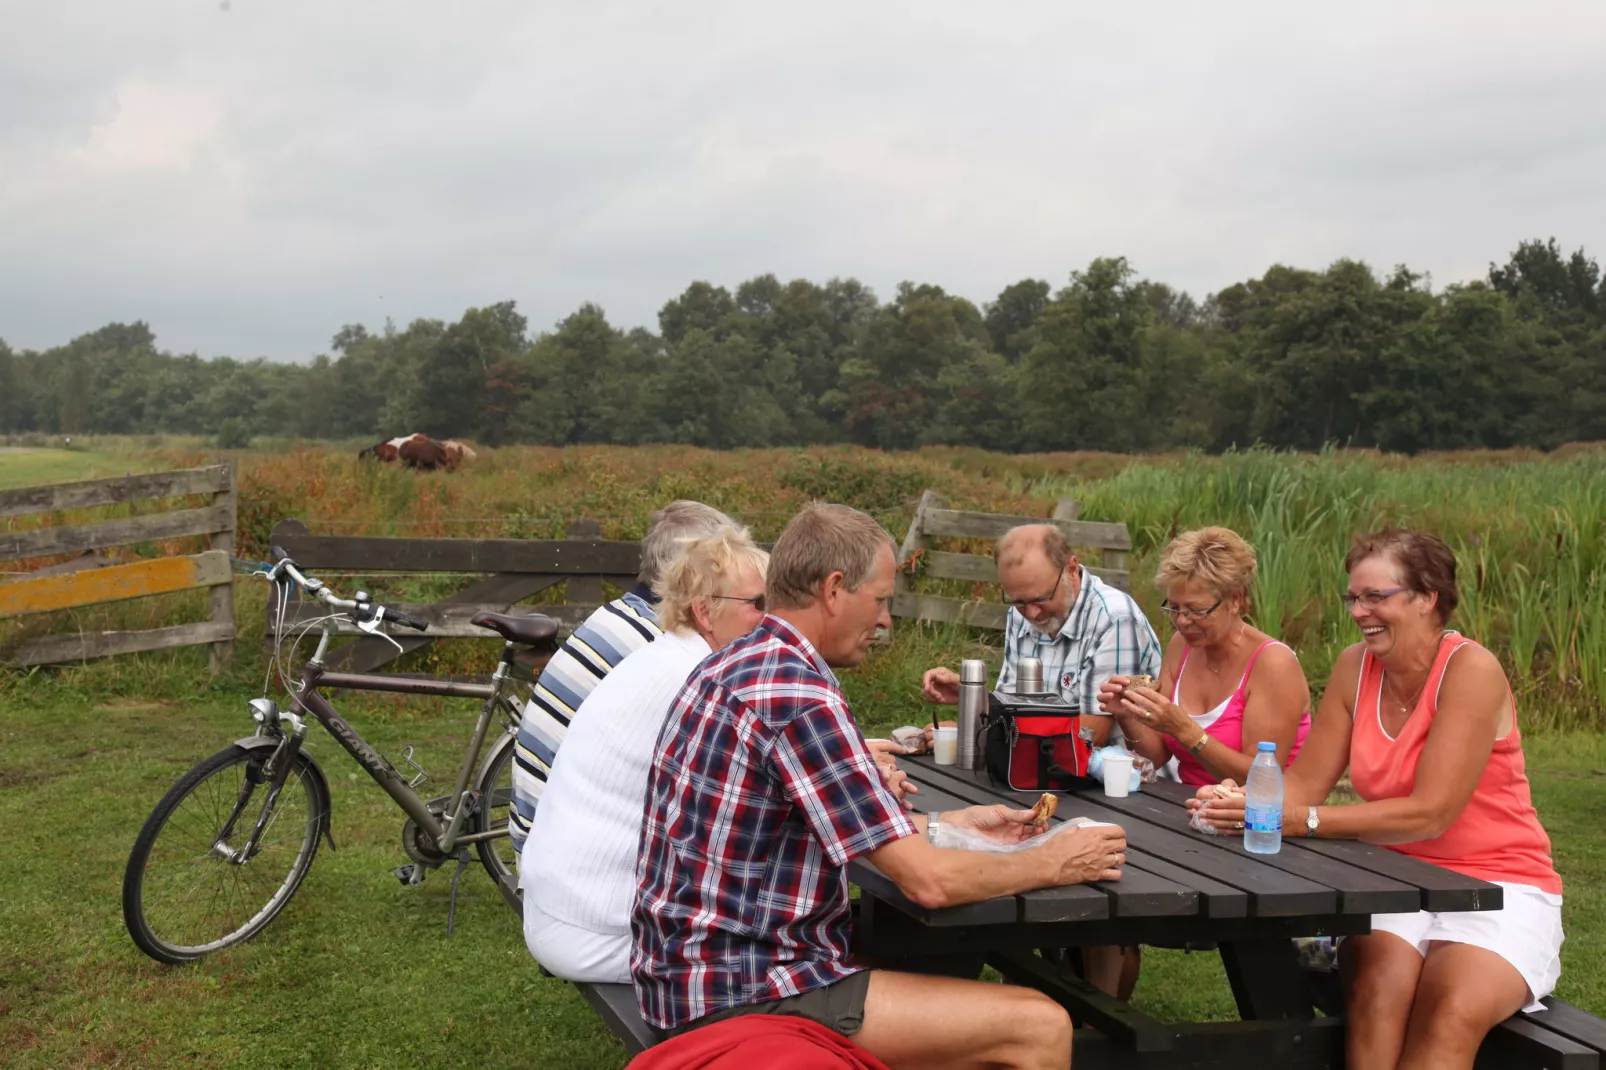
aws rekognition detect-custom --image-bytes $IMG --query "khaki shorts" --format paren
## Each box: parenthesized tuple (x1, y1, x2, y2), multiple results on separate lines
(667, 969, 872, 1039)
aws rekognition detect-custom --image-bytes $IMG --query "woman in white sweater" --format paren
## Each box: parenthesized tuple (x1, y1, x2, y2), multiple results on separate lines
(520, 528, 769, 982)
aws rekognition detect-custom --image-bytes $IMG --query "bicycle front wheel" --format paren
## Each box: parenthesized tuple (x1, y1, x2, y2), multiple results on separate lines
(123, 744, 328, 964)
(473, 730, 522, 913)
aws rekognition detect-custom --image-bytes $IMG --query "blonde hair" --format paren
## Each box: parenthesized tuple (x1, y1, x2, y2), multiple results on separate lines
(766, 503, 894, 611)
(1156, 527, 1257, 601)
(653, 528, 769, 633)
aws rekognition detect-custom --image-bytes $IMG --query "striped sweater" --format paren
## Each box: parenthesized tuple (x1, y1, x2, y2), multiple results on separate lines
(509, 588, 661, 860)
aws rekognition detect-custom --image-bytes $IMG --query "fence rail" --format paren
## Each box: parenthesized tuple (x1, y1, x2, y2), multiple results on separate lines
(892, 490, 1133, 632)
(0, 466, 237, 668)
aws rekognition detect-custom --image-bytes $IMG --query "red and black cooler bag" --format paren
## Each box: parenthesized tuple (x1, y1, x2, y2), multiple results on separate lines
(983, 693, 1095, 792)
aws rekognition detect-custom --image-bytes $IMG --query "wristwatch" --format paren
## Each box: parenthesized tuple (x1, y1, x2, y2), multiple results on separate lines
(1305, 806, 1320, 838)
(1187, 732, 1210, 755)
(927, 812, 943, 846)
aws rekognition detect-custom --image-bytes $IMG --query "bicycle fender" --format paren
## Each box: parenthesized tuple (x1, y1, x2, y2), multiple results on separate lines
(233, 736, 337, 851)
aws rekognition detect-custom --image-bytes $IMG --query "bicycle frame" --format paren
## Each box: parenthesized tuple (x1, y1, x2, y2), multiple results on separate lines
(249, 617, 524, 862)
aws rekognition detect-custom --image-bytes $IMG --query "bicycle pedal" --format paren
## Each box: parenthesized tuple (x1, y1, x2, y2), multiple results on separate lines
(394, 863, 427, 887)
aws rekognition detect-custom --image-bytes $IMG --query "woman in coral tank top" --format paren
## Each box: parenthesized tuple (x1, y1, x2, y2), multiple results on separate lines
(1189, 529, 1563, 1070)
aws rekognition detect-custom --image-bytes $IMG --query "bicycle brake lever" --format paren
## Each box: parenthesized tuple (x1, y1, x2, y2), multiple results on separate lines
(357, 617, 404, 653)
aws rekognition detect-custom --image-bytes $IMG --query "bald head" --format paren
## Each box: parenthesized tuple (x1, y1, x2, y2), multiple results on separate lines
(995, 524, 1072, 572)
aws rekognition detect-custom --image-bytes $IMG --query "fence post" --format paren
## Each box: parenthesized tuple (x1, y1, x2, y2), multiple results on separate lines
(565, 518, 604, 606)
(209, 464, 238, 672)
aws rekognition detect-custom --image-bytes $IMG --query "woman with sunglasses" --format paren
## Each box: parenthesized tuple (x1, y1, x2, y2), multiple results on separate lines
(1189, 529, 1562, 1070)
(1098, 527, 1313, 786)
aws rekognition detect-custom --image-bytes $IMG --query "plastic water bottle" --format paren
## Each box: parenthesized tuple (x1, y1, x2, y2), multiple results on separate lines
(1244, 741, 1284, 855)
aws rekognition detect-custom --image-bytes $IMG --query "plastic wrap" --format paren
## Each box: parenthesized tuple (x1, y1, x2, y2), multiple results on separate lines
(934, 815, 1117, 854)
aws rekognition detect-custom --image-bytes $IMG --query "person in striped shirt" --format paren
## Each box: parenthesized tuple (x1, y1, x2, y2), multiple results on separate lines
(508, 500, 738, 868)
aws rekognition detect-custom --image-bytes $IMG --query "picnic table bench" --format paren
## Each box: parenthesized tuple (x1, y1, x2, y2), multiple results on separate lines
(569, 755, 1603, 1068)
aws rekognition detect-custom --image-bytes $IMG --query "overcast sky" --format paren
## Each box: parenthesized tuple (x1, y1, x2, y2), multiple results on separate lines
(3, 1, 1604, 361)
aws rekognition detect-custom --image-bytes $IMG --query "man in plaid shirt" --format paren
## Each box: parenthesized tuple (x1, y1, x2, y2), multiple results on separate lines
(632, 504, 1129, 1070)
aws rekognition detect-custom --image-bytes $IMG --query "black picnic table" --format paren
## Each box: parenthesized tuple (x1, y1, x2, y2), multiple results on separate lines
(846, 755, 1508, 1070)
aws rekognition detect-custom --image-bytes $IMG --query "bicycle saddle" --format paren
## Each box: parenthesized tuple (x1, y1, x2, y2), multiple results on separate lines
(470, 611, 559, 647)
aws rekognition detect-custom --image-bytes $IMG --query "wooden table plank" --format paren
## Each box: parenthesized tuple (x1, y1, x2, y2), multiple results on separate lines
(1087, 781, 1420, 915)
(907, 760, 1336, 917)
(1134, 779, 1504, 913)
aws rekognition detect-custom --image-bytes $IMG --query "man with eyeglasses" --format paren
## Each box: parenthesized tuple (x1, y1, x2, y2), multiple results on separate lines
(920, 522, 1161, 999)
(922, 523, 1162, 751)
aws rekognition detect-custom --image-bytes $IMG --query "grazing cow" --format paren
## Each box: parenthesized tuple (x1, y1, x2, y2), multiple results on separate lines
(358, 433, 451, 470)
(442, 439, 478, 470)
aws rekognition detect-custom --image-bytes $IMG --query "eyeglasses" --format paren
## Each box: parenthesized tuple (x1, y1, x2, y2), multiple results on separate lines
(1340, 586, 1408, 609)
(712, 594, 766, 612)
(1160, 597, 1223, 622)
(1003, 569, 1063, 611)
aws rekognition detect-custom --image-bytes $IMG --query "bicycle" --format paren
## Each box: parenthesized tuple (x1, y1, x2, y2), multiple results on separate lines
(121, 546, 557, 964)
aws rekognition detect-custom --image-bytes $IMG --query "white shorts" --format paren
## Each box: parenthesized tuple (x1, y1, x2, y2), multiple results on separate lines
(1366, 881, 1563, 1012)
(523, 899, 632, 984)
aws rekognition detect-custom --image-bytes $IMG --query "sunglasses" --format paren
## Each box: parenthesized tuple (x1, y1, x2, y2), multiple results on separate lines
(713, 594, 766, 612)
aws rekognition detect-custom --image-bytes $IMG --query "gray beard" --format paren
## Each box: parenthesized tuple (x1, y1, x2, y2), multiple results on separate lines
(1029, 615, 1066, 638)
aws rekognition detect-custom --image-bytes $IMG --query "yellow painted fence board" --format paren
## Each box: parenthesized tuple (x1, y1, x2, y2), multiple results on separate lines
(0, 550, 232, 619)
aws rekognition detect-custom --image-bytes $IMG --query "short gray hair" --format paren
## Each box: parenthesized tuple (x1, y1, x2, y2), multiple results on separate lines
(639, 501, 738, 585)
(995, 523, 1072, 572)
(766, 503, 895, 611)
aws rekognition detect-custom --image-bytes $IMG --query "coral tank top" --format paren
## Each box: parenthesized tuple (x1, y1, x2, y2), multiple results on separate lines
(1348, 632, 1561, 895)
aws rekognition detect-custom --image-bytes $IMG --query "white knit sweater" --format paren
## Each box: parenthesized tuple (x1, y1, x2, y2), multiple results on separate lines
(521, 628, 712, 935)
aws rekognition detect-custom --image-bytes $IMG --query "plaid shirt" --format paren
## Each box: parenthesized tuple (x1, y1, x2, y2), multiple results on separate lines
(630, 616, 917, 1031)
(998, 566, 1163, 728)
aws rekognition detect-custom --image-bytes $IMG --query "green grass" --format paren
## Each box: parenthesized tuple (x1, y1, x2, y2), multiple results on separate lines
(0, 448, 140, 491)
(0, 637, 1601, 1068)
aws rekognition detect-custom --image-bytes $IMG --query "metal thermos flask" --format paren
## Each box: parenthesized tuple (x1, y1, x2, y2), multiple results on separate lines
(1016, 656, 1046, 695)
(957, 659, 988, 770)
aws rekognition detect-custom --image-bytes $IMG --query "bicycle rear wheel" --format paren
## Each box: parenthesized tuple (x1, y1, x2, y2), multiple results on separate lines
(473, 730, 522, 913)
(123, 744, 327, 964)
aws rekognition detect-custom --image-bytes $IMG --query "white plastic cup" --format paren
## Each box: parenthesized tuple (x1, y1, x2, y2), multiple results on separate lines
(1102, 753, 1134, 798)
(933, 726, 959, 766)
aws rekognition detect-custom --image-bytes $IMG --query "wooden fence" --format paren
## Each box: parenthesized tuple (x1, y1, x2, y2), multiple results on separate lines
(892, 490, 1133, 631)
(0, 466, 238, 668)
(266, 518, 641, 673)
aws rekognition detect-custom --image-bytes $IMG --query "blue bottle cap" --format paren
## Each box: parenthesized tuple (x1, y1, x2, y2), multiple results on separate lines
(1257, 741, 1277, 752)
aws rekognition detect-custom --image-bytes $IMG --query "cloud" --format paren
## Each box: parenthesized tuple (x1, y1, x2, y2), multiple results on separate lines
(0, 0, 1603, 358)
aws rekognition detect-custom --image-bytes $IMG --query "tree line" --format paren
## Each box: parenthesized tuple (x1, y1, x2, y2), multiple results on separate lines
(2, 239, 1603, 454)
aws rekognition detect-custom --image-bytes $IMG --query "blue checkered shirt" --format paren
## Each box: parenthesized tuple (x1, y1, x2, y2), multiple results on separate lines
(998, 567, 1162, 728)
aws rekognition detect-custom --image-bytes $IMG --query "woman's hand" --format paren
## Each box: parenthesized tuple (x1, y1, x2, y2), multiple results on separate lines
(947, 803, 1038, 844)
(1118, 683, 1195, 738)
(1185, 780, 1247, 834)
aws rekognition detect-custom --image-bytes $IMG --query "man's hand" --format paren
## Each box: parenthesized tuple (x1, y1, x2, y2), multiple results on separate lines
(1041, 824, 1127, 885)
(876, 761, 920, 811)
(921, 667, 961, 705)
(945, 804, 1038, 845)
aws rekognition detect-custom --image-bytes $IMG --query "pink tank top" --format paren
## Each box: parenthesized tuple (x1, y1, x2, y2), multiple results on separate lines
(1349, 632, 1561, 894)
(1166, 640, 1312, 787)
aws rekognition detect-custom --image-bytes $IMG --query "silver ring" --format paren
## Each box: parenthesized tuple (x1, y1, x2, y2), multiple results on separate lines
(1234, 820, 1245, 831)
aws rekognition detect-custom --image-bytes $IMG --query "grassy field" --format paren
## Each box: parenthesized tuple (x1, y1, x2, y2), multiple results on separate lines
(2, 439, 1604, 1067)
(0, 658, 1601, 1069)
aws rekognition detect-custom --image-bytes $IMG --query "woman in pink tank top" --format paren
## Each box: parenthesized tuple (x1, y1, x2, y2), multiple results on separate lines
(1190, 529, 1563, 1070)
(1098, 527, 1312, 787)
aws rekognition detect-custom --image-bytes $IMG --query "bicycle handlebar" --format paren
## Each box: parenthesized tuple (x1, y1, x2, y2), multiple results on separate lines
(268, 556, 426, 632)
